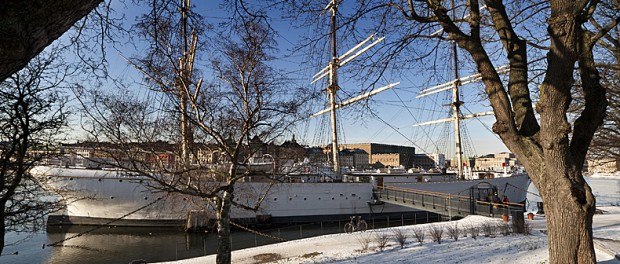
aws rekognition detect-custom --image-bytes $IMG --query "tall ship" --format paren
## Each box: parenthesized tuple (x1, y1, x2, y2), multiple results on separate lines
(34, 0, 530, 228)
(32, 159, 529, 227)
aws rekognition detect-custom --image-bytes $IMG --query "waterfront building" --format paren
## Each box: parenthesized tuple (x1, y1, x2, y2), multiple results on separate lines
(473, 152, 520, 171)
(587, 158, 620, 173)
(339, 143, 416, 168)
(412, 153, 445, 170)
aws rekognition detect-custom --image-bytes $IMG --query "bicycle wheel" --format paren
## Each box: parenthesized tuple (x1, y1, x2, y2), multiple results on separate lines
(358, 220, 367, 231)
(344, 222, 355, 233)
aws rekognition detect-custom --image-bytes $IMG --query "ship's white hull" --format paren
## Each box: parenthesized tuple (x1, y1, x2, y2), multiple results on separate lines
(32, 166, 530, 227)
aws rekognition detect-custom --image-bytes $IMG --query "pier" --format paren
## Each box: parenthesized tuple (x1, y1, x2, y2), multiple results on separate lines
(373, 185, 525, 219)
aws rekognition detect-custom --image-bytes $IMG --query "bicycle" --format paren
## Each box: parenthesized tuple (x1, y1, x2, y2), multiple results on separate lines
(344, 215, 367, 233)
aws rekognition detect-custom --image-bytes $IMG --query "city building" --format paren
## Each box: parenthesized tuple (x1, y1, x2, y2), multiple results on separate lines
(473, 152, 520, 171)
(339, 143, 416, 168)
(587, 158, 620, 173)
(412, 153, 445, 169)
(371, 153, 406, 168)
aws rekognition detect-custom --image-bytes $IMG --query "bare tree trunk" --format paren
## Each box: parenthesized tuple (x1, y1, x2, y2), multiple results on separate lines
(0, 0, 102, 82)
(538, 170, 596, 264)
(535, 4, 597, 262)
(216, 187, 233, 264)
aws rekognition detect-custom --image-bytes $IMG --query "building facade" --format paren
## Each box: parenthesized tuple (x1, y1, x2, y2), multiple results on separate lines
(339, 143, 416, 168)
(473, 152, 520, 171)
(412, 153, 445, 169)
(587, 158, 620, 173)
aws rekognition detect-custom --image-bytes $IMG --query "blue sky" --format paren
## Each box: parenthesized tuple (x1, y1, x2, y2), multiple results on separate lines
(59, 0, 510, 158)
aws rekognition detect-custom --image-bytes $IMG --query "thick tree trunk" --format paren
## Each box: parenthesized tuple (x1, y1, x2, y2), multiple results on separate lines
(216, 188, 233, 264)
(535, 2, 597, 262)
(0, 0, 103, 82)
(538, 170, 596, 264)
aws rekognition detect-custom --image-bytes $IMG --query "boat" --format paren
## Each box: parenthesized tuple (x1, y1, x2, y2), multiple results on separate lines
(36, 164, 412, 226)
(32, 162, 529, 227)
(33, 0, 530, 228)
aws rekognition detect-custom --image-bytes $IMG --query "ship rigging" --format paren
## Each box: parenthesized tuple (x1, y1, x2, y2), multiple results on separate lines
(311, 0, 399, 177)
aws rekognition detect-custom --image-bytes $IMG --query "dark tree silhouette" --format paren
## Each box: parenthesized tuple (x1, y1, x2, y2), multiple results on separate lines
(0, 48, 69, 255)
(0, 0, 102, 82)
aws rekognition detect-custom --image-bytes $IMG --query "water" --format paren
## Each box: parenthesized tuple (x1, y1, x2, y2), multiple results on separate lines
(3, 224, 317, 264)
(2, 213, 439, 264)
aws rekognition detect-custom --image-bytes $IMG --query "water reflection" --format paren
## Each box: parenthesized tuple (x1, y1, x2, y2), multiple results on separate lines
(39, 212, 436, 264)
(45, 225, 216, 264)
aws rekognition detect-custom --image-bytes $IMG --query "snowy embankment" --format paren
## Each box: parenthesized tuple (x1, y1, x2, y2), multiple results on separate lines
(161, 206, 620, 264)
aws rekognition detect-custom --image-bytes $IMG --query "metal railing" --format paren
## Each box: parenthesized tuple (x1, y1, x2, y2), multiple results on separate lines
(374, 186, 524, 218)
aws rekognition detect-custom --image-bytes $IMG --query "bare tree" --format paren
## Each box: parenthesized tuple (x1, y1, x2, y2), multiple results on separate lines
(75, 3, 303, 264)
(446, 222, 461, 241)
(0, 47, 69, 255)
(284, 1, 619, 263)
(412, 226, 425, 245)
(374, 231, 390, 251)
(356, 232, 372, 251)
(467, 223, 480, 239)
(186, 18, 301, 264)
(482, 221, 497, 237)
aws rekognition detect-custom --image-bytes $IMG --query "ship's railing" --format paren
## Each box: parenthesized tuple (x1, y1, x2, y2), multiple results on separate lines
(374, 185, 524, 218)
(342, 174, 372, 183)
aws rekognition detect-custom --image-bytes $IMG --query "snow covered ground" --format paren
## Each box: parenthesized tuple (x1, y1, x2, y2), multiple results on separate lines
(161, 178, 620, 264)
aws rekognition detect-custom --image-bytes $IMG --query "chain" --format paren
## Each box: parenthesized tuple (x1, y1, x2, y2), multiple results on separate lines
(229, 221, 287, 242)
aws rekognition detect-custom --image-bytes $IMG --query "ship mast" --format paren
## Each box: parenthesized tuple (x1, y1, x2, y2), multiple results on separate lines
(327, 0, 340, 177)
(452, 39, 464, 180)
(178, 0, 198, 166)
(414, 54, 506, 179)
(311, 1, 394, 178)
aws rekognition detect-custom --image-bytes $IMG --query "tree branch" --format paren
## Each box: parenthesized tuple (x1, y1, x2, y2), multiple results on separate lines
(571, 31, 608, 171)
(0, 0, 102, 82)
(486, 0, 539, 137)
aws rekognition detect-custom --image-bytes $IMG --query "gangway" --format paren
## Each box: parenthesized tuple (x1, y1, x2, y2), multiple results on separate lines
(373, 185, 525, 219)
